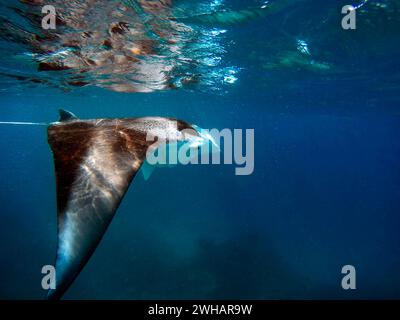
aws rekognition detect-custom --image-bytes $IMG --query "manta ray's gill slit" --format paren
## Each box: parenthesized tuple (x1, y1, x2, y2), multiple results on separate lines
(0, 121, 48, 126)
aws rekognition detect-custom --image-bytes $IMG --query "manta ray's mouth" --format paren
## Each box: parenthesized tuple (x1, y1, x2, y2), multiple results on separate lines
(192, 125, 220, 150)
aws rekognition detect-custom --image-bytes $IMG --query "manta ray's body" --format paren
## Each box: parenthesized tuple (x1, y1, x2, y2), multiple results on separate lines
(47, 110, 203, 299)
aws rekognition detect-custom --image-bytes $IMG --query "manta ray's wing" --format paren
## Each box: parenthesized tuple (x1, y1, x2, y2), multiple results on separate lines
(47, 115, 149, 300)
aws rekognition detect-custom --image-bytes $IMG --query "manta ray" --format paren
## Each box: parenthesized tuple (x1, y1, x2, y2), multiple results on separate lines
(46, 109, 215, 299)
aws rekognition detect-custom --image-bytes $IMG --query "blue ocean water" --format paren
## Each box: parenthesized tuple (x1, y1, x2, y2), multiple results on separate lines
(0, 0, 400, 299)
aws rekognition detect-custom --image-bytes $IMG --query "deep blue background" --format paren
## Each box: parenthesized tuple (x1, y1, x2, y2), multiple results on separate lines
(1, 87, 399, 299)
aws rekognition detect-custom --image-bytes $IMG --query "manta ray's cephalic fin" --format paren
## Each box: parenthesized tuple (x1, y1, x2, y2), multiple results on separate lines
(47, 110, 195, 299)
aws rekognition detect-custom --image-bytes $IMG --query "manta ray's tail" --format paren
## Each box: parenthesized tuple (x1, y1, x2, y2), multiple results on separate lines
(46, 110, 195, 299)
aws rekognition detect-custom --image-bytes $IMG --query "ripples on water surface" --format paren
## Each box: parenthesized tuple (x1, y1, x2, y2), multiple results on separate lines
(0, 0, 398, 105)
(0, 0, 243, 92)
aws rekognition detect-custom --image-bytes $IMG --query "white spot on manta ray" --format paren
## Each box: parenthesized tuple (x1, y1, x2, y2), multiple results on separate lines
(57, 214, 77, 263)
